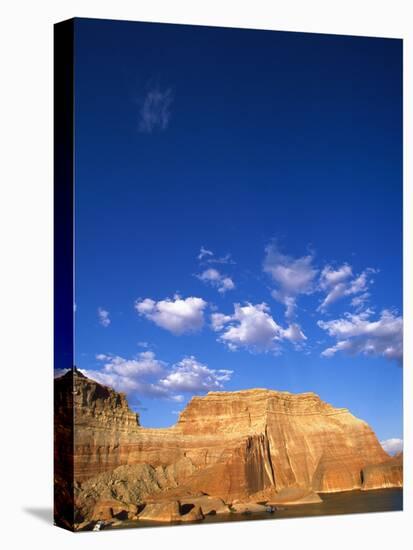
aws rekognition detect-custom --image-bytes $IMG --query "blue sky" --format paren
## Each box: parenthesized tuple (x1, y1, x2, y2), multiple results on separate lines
(70, 18, 402, 451)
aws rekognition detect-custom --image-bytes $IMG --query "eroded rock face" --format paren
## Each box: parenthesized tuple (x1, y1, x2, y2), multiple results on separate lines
(362, 453, 403, 490)
(55, 370, 402, 525)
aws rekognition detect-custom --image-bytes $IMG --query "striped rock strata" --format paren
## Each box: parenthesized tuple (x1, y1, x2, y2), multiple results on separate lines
(54, 369, 402, 523)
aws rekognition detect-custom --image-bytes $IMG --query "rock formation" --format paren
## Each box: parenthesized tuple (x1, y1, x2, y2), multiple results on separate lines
(54, 369, 403, 528)
(361, 452, 403, 490)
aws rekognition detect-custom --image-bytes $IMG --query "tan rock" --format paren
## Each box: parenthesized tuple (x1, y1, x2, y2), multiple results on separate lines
(362, 453, 403, 490)
(138, 501, 181, 522)
(180, 495, 229, 515)
(90, 499, 138, 521)
(265, 488, 322, 506)
(180, 506, 204, 522)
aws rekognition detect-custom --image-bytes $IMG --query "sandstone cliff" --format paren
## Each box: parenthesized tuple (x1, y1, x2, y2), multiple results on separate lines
(361, 452, 403, 490)
(54, 369, 402, 526)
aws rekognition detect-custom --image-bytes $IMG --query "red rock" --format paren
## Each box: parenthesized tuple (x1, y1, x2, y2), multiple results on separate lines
(55, 371, 403, 524)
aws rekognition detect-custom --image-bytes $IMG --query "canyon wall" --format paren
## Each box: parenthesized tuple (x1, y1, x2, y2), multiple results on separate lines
(55, 369, 402, 518)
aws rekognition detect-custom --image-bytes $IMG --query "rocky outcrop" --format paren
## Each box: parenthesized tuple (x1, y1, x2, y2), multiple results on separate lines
(91, 500, 138, 522)
(265, 487, 322, 506)
(361, 452, 403, 490)
(179, 495, 230, 515)
(138, 501, 181, 522)
(180, 506, 204, 522)
(54, 370, 402, 526)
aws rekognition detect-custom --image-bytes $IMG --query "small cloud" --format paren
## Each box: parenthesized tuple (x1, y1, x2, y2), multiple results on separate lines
(158, 356, 233, 393)
(97, 307, 111, 327)
(380, 438, 403, 456)
(137, 341, 150, 348)
(139, 85, 173, 133)
(196, 268, 235, 294)
(198, 246, 214, 261)
(135, 294, 207, 335)
(318, 309, 403, 363)
(197, 247, 234, 265)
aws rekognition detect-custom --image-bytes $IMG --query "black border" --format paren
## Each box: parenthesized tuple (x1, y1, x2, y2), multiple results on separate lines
(54, 18, 75, 532)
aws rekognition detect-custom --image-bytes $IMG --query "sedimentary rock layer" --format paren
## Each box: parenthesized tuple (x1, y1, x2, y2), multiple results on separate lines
(55, 369, 402, 519)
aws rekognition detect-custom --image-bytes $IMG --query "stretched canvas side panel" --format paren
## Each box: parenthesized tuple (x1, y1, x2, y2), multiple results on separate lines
(54, 18, 75, 531)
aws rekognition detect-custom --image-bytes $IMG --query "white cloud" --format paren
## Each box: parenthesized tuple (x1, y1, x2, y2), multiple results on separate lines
(135, 295, 207, 335)
(158, 356, 233, 393)
(197, 268, 235, 294)
(97, 307, 111, 327)
(350, 292, 370, 310)
(318, 265, 377, 312)
(263, 242, 318, 319)
(81, 352, 231, 403)
(318, 309, 403, 363)
(380, 438, 403, 456)
(139, 86, 173, 133)
(97, 351, 165, 378)
(212, 302, 306, 353)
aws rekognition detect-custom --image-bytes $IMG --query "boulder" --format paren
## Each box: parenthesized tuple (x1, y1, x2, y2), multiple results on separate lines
(179, 495, 229, 515)
(138, 501, 181, 522)
(180, 506, 204, 522)
(90, 499, 138, 521)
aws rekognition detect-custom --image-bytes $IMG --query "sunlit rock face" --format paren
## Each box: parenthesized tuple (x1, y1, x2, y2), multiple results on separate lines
(361, 453, 403, 490)
(55, 369, 402, 523)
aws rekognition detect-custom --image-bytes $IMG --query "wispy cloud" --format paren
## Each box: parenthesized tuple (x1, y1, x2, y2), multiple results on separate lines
(198, 246, 214, 261)
(197, 246, 235, 265)
(318, 309, 403, 363)
(318, 264, 377, 312)
(97, 307, 111, 327)
(137, 341, 150, 348)
(139, 85, 173, 133)
(135, 294, 207, 335)
(263, 242, 318, 319)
